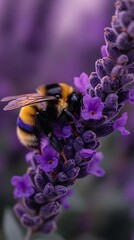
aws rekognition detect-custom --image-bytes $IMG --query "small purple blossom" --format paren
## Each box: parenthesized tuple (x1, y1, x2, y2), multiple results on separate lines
(25, 150, 37, 164)
(87, 152, 105, 177)
(101, 45, 108, 57)
(113, 112, 130, 136)
(40, 137, 49, 151)
(79, 148, 96, 160)
(11, 174, 34, 199)
(35, 145, 58, 172)
(81, 95, 104, 120)
(74, 72, 89, 93)
(59, 189, 74, 209)
(53, 124, 71, 138)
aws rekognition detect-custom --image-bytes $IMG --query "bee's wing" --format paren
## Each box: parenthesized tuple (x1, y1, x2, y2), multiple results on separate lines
(1, 93, 39, 102)
(2, 94, 55, 111)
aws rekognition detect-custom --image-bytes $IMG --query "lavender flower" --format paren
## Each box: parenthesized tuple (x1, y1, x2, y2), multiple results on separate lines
(74, 72, 89, 93)
(11, 0, 134, 236)
(35, 145, 59, 173)
(11, 174, 34, 199)
(113, 112, 130, 135)
(81, 95, 104, 120)
(53, 124, 72, 138)
(87, 152, 105, 177)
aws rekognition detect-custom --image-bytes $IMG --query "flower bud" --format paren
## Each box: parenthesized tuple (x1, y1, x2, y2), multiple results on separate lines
(111, 16, 123, 34)
(54, 185, 67, 197)
(58, 172, 67, 182)
(101, 76, 112, 93)
(63, 159, 76, 172)
(89, 72, 100, 88)
(77, 165, 88, 178)
(95, 123, 114, 137)
(102, 57, 114, 75)
(95, 84, 106, 101)
(74, 137, 84, 152)
(82, 130, 96, 144)
(95, 59, 106, 79)
(119, 11, 132, 28)
(107, 43, 121, 59)
(13, 203, 26, 219)
(120, 74, 134, 86)
(128, 21, 134, 38)
(66, 167, 80, 180)
(116, 32, 129, 50)
(117, 54, 129, 65)
(34, 169, 48, 191)
(104, 93, 118, 109)
(85, 140, 100, 150)
(104, 27, 117, 43)
(43, 183, 55, 198)
(24, 197, 38, 211)
(34, 192, 46, 204)
(111, 65, 126, 78)
(75, 121, 85, 135)
(40, 201, 61, 219)
(63, 145, 75, 159)
(125, 2, 134, 15)
(21, 214, 42, 227)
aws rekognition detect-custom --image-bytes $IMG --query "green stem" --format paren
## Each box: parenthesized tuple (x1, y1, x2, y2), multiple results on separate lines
(24, 229, 32, 240)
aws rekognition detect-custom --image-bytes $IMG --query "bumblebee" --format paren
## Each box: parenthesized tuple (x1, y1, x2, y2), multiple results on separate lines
(1, 83, 82, 152)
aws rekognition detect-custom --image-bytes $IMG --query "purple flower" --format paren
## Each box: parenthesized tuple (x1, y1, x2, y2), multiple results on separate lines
(74, 72, 89, 93)
(59, 189, 74, 209)
(25, 150, 37, 164)
(87, 152, 105, 177)
(79, 148, 95, 160)
(113, 112, 130, 136)
(81, 95, 104, 120)
(35, 145, 58, 173)
(40, 137, 49, 151)
(11, 174, 34, 199)
(53, 124, 71, 138)
(101, 45, 108, 57)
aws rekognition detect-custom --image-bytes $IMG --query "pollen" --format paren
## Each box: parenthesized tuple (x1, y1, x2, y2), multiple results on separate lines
(90, 111, 95, 115)
(48, 160, 53, 164)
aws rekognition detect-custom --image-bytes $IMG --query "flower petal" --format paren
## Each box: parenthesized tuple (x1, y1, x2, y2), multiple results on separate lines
(87, 152, 105, 177)
(113, 112, 130, 135)
(74, 72, 89, 93)
(39, 157, 58, 173)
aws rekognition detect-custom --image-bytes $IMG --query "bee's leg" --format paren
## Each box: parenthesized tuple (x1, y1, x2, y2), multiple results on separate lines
(48, 133, 67, 162)
(63, 109, 78, 137)
(36, 113, 67, 162)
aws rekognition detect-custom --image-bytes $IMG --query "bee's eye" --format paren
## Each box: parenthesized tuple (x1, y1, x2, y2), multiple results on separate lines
(55, 95, 60, 99)
(71, 94, 78, 102)
(69, 93, 78, 103)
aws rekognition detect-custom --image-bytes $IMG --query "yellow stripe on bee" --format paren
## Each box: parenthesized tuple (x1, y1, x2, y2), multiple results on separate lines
(17, 127, 37, 147)
(59, 83, 73, 101)
(19, 105, 37, 125)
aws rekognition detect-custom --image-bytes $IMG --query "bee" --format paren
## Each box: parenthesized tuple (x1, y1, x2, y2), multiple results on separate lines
(1, 83, 82, 152)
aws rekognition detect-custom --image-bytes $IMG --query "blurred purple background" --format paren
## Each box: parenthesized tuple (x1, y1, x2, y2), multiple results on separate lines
(1, 1, 134, 240)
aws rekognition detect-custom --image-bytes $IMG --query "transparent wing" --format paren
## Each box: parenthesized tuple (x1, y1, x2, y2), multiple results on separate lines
(1, 93, 40, 102)
(1, 93, 55, 111)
